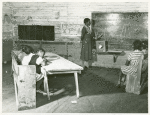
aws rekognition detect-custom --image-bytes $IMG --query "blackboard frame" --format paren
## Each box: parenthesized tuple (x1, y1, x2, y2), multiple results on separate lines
(91, 12, 148, 51)
(18, 25, 55, 41)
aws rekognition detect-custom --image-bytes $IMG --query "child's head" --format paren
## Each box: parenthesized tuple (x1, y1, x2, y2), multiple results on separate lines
(141, 41, 148, 50)
(21, 45, 26, 52)
(23, 45, 33, 55)
(37, 48, 45, 58)
(21, 45, 34, 53)
(141, 40, 148, 54)
(84, 18, 91, 27)
(132, 40, 142, 51)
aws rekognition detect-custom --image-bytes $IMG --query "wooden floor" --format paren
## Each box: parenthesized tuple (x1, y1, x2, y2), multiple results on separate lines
(2, 61, 148, 113)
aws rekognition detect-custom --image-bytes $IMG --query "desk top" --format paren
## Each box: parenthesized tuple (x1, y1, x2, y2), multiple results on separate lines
(13, 50, 83, 72)
(43, 52, 83, 72)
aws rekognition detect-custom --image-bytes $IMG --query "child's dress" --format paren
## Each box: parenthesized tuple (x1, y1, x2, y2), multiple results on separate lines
(18, 51, 27, 62)
(121, 50, 144, 76)
(22, 53, 44, 81)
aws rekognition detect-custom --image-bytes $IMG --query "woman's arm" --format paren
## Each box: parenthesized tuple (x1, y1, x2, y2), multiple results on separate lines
(81, 27, 86, 41)
(91, 29, 96, 49)
(91, 29, 95, 39)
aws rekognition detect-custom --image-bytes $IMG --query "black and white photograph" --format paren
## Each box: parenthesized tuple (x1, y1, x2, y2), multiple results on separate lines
(1, 1, 149, 113)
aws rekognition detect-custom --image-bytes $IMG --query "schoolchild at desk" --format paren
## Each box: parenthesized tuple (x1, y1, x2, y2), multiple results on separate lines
(22, 46, 47, 91)
(17, 45, 34, 64)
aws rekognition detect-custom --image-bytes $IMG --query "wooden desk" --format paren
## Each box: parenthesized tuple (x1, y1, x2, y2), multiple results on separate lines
(43, 52, 83, 98)
(12, 51, 83, 98)
(97, 50, 125, 63)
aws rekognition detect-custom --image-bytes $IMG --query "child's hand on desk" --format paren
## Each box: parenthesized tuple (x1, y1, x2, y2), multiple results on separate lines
(43, 58, 52, 65)
(46, 61, 52, 65)
(41, 58, 49, 66)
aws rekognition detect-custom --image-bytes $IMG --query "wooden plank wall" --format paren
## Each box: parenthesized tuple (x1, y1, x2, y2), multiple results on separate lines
(2, 2, 148, 67)
(3, 2, 148, 41)
(3, 39, 13, 62)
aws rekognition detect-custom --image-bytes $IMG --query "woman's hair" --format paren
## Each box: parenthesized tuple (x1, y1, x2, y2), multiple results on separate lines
(23, 45, 33, 54)
(84, 18, 90, 24)
(132, 40, 142, 50)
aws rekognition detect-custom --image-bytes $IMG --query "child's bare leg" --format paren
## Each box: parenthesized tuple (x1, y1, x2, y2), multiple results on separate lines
(82, 60, 85, 67)
(122, 74, 126, 82)
(88, 60, 92, 68)
(36, 78, 44, 90)
(117, 70, 123, 87)
(87, 61, 89, 68)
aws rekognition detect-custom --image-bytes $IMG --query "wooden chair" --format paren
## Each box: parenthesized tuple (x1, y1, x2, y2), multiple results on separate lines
(12, 51, 50, 111)
(125, 55, 144, 95)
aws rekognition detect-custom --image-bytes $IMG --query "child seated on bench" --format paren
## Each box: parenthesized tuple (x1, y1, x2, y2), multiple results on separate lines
(17, 45, 27, 63)
(140, 41, 148, 91)
(17, 45, 34, 64)
(116, 40, 144, 88)
(22, 46, 46, 91)
(141, 41, 148, 74)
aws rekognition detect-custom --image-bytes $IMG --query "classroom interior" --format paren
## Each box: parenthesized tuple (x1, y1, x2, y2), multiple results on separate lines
(2, 2, 148, 113)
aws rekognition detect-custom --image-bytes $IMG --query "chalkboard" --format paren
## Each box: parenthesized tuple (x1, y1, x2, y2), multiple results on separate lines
(18, 25, 55, 41)
(92, 12, 148, 50)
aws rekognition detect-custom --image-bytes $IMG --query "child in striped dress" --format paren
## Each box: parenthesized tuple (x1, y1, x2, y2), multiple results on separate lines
(117, 40, 144, 87)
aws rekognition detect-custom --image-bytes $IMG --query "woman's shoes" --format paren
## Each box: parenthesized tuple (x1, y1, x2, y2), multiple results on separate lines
(84, 66, 88, 70)
(116, 83, 121, 88)
(81, 66, 88, 75)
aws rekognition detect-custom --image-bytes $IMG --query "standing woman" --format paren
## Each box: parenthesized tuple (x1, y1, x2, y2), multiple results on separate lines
(80, 18, 96, 69)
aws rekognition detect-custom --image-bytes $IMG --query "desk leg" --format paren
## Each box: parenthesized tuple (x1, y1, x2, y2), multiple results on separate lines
(44, 73, 50, 100)
(74, 72, 79, 98)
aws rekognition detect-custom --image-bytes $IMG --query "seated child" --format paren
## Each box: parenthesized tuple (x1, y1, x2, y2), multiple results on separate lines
(22, 46, 46, 91)
(141, 41, 148, 87)
(116, 40, 144, 87)
(17, 45, 28, 64)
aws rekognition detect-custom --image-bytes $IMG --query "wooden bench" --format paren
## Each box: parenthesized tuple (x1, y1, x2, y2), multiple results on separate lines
(125, 55, 144, 95)
(11, 51, 50, 111)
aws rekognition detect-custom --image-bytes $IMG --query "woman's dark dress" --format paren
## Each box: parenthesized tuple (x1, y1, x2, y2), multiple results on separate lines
(80, 26, 95, 61)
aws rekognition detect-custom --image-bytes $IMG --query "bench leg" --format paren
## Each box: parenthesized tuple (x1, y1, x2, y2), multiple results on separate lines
(13, 76, 19, 108)
(74, 72, 79, 98)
